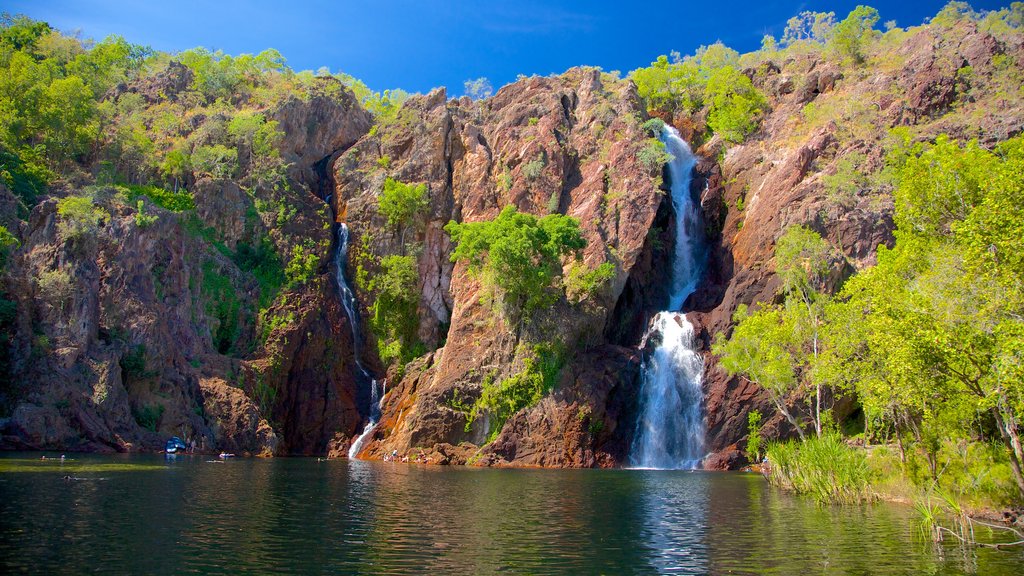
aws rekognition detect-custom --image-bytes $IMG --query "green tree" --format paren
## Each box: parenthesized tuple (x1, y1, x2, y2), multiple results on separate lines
(775, 225, 840, 437)
(378, 178, 428, 248)
(56, 194, 109, 244)
(705, 66, 768, 143)
(191, 144, 238, 179)
(713, 303, 806, 440)
(445, 206, 586, 324)
(829, 6, 881, 64)
(828, 135, 1024, 498)
(368, 254, 422, 366)
(463, 77, 493, 100)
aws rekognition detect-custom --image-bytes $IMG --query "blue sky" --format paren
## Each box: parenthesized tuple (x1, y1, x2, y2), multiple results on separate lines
(5, 1, 1014, 95)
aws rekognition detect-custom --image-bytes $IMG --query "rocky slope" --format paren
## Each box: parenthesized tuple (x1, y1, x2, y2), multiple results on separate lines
(333, 69, 671, 465)
(690, 17, 1024, 467)
(0, 76, 374, 455)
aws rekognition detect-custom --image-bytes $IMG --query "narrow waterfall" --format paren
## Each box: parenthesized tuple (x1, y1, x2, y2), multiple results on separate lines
(334, 223, 384, 459)
(630, 125, 708, 470)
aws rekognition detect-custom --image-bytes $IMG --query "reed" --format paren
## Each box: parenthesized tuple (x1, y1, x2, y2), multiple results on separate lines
(764, 433, 873, 505)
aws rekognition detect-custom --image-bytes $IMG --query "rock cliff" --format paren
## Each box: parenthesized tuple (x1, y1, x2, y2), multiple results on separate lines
(2, 17, 1021, 469)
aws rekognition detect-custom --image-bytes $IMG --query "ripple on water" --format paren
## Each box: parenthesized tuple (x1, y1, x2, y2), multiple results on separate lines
(2, 454, 1022, 575)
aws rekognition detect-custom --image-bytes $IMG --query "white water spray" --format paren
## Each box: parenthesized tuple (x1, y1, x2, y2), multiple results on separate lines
(334, 224, 384, 459)
(630, 125, 707, 470)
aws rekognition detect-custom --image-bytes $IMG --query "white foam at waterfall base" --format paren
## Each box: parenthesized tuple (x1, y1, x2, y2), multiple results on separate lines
(630, 125, 707, 470)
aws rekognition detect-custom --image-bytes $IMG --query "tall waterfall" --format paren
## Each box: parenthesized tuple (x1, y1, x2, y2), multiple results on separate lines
(334, 224, 384, 459)
(630, 125, 707, 470)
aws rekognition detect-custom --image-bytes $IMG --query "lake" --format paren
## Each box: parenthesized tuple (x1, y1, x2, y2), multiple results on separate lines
(1, 453, 1021, 574)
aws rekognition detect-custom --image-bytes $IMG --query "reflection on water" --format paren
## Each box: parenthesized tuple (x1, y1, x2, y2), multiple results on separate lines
(1, 454, 1021, 575)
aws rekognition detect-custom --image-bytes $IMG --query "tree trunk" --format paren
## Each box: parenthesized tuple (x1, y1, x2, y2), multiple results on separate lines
(766, 387, 806, 442)
(991, 406, 1024, 500)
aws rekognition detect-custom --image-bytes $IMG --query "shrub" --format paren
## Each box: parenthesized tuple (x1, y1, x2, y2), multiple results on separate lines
(125, 183, 195, 211)
(119, 344, 150, 380)
(522, 157, 545, 180)
(201, 261, 242, 354)
(368, 254, 423, 366)
(445, 206, 586, 321)
(0, 225, 19, 268)
(705, 66, 768, 143)
(36, 268, 73, 313)
(379, 178, 428, 245)
(132, 403, 164, 432)
(133, 200, 158, 228)
(234, 237, 284, 309)
(637, 138, 673, 173)
(829, 5, 880, 64)
(746, 410, 763, 460)
(765, 434, 872, 504)
(465, 343, 565, 442)
(284, 242, 319, 287)
(564, 261, 615, 304)
(191, 144, 238, 179)
(56, 194, 109, 243)
(641, 117, 665, 137)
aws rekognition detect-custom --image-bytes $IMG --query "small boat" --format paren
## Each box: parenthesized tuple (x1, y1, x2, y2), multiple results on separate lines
(165, 436, 187, 454)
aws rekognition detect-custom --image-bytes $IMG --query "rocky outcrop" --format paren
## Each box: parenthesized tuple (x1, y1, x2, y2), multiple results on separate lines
(0, 79, 372, 455)
(690, 19, 1024, 465)
(334, 69, 669, 465)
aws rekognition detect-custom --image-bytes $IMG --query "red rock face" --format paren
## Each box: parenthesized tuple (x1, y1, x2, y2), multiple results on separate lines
(0, 80, 373, 456)
(338, 20, 1024, 468)
(335, 69, 669, 464)
(690, 20, 1024, 465)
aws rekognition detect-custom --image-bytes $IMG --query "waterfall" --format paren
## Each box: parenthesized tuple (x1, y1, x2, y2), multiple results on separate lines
(630, 125, 708, 470)
(334, 223, 384, 459)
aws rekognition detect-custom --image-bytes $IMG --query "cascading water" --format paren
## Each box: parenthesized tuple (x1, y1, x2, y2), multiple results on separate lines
(334, 223, 385, 459)
(630, 125, 708, 470)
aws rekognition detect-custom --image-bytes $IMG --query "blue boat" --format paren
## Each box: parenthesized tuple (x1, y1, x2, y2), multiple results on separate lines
(165, 436, 187, 454)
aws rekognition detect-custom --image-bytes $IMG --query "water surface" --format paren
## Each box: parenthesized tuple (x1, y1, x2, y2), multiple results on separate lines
(1, 454, 1021, 574)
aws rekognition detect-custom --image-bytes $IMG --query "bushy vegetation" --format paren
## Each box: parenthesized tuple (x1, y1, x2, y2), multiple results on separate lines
(630, 41, 768, 143)
(465, 343, 565, 442)
(201, 260, 242, 354)
(445, 206, 587, 323)
(367, 254, 424, 367)
(716, 132, 1024, 504)
(378, 178, 428, 247)
(765, 434, 872, 504)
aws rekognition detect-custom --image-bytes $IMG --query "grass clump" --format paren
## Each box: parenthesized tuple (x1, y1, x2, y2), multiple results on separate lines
(764, 433, 873, 505)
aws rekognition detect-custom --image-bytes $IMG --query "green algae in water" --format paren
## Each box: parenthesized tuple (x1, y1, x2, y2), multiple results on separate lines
(0, 459, 167, 474)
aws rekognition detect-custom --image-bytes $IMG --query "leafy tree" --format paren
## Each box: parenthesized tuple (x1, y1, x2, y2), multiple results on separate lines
(191, 144, 238, 179)
(160, 147, 190, 192)
(713, 303, 806, 440)
(637, 139, 673, 173)
(829, 6, 881, 64)
(284, 242, 319, 287)
(828, 135, 1024, 498)
(781, 11, 837, 46)
(705, 66, 768, 143)
(56, 194, 109, 244)
(227, 112, 284, 188)
(445, 206, 586, 323)
(0, 225, 18, 268)
(0, 14, 52, 51)
(564, 261, 615, 304)
(378, 178, 428, 248)
(368, 254, 422, 366)
(775, 225, 841, 437)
